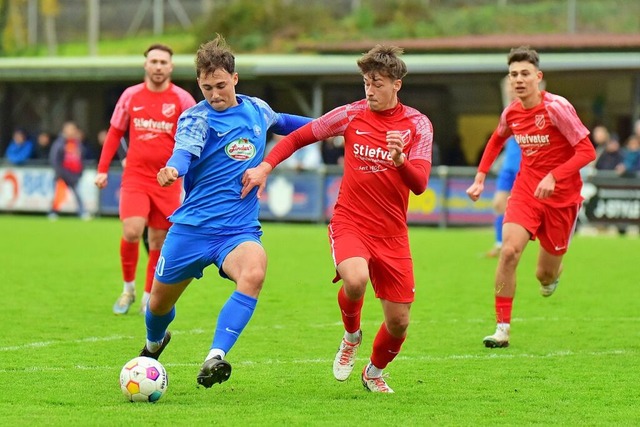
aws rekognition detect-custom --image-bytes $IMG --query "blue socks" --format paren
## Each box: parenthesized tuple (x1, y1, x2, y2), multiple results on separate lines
(145, 305, 175, 343)
(212, 291, 258, 354)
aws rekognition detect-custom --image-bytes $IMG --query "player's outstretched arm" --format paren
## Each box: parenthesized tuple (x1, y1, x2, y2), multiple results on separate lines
(241, 162, 273, 199)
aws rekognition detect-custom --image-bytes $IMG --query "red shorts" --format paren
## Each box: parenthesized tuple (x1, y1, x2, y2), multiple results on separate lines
(328, 223, 415, 303)
(504, 196, 580, 256)
(119, 181, 182, 230)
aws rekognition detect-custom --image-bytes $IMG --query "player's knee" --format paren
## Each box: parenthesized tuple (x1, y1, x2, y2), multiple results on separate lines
(499, 244, 522, 264)
(386, 317, 409, 337)
(238, 266, 265, 294)
(122, 227, 142, 242)
(342, 274, 368, 299)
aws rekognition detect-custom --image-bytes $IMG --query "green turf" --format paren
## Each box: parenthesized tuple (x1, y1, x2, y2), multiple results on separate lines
(0, 215, 638, 426)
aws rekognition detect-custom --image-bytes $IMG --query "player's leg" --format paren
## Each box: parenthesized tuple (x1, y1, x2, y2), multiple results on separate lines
(113, 216, 146, 314)
(536, 249, 563, 297)
(140, 223, 203, 360)
(361, 301, 409, 394)
(140, 277, 190, 359)
(332, 256, 368, 381)
(483, 221, 531, 348)
(361, 240, 413, 393)
(536, 203, 578, 297)
(330, 226, 370, 381)
(197, 238, 265, 388)
(113, 187, 150, 314)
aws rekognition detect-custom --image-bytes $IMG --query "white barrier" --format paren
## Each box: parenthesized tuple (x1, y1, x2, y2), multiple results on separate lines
(0, 166, 99, 214)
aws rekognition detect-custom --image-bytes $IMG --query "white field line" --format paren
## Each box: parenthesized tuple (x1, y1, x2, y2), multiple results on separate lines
(2, 315, 640, 353)
(0, 349, 634, 374)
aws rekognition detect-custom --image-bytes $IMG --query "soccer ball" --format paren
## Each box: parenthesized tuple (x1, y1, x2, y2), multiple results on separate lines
(119, 356, 168, 402)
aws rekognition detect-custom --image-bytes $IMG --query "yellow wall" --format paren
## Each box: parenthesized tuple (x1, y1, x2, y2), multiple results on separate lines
(457, 114, 500, 166)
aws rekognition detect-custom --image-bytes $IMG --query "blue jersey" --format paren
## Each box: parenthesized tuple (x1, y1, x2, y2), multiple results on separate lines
(167, 95, 308, 231)
(501, 136, 521, 174)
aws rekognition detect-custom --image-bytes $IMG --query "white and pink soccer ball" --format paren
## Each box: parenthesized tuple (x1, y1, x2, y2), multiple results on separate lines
(119, 356, 168, 402)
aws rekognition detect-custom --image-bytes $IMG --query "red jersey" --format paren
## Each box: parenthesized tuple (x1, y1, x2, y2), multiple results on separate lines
(267, 99, 433, 237)
(99, 82, 196, 185)
(491, 91, 590, 207)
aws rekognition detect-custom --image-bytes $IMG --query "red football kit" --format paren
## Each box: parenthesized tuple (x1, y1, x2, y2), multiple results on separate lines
(265, 99, 433, 302)
(478, 91, 595, 254)
(98, 83, 196, 228)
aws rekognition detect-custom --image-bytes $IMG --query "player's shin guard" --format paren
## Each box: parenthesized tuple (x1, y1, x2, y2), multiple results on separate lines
(145, 305, 176, 343)
(370, 323, 405, 369)
(212, 291, 257, 354)
(337, 286, 364, 333)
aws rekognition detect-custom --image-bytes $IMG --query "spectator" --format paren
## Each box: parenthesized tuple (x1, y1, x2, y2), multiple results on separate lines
(618, 134, 640, 176)
(321, 136, 345, 166)
(594, 134, 623, 172)
(590, 125, 610, 155)
(48, 121, 89, 220)
(5, 129, 34, 165)
(32, 131, 53, 162)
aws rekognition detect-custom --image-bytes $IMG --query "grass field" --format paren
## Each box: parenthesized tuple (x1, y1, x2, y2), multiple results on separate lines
(0, 215, 638, 426)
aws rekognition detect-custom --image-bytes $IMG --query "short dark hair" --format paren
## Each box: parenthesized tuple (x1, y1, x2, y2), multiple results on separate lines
(357, 45, 407, 81)
(144, 44, 173, 57)
(507, 45, 539, 68)
(195, 34, 236, 78)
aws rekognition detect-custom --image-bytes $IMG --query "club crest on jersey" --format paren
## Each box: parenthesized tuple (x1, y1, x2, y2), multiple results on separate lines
(225, 138, 256, 161)
(253, 124, 262, 137)
(535, 114, 545, 129)
(162, 103, 176, 117)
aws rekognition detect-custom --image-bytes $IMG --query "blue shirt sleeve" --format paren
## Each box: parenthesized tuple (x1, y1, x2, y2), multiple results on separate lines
(270, 114, 313, 135)
(166, 149, 193, 177)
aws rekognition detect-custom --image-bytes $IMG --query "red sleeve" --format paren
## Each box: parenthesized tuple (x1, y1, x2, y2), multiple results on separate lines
(396, 158, 431, 195)
(264, 122, 316, 168)
(97, 127, 126, 173)
(478, 130, 508, 174)
(551, 136, 596, 181)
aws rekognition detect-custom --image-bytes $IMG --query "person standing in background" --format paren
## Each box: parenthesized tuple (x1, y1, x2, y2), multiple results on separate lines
(48, 121, 89, 220)
(94, 44, 196, 315)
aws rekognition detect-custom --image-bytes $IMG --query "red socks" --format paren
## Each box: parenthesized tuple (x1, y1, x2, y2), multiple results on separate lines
(120, 238, 139, 282)
(371, 323, 405, 369)
(337, 286, 364, 334)
(495, 296, 513, 324)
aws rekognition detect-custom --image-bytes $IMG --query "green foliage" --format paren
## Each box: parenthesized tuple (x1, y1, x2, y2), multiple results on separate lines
(0, 215, 639, 424)
(192, 0, 334, 52)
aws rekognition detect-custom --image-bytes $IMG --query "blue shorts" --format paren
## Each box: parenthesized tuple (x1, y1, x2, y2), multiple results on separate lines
(155, 223, 263, 284)
(496, 169, 517, 192)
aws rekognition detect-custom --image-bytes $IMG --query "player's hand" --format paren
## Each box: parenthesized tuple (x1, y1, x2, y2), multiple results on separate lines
(534, 173, 556, 199)
(157, 167, 179, 187)
(386, 130, 405, 166)
(241, 162, 273, 199)
(466, 172, 486, 201)
(94, 172, 108, 189)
